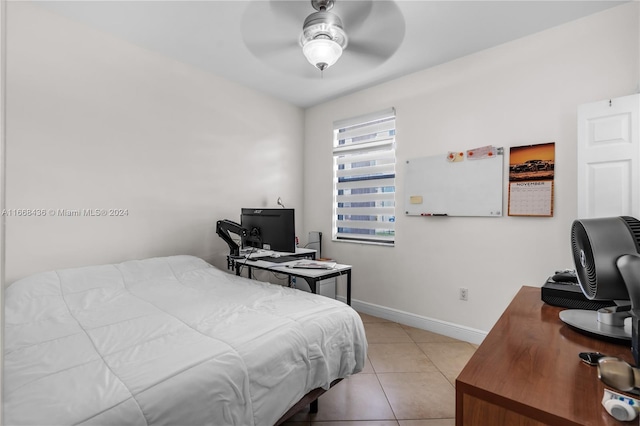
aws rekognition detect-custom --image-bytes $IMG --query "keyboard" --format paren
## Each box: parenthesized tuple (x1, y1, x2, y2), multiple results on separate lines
(262, 256, 299, 263)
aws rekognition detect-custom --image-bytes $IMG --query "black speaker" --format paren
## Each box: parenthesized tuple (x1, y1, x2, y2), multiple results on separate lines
(541, 280, 615, 310)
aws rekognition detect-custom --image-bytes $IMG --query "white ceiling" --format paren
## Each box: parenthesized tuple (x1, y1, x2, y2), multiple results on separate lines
(34, 0, 626, 108)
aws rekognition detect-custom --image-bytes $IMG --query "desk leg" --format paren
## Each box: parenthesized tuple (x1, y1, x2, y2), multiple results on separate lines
(303, 277, 318, 295)
(304, 274, 351, 306)
(347, 270, 351, 306)
(235, 263, 252, 279)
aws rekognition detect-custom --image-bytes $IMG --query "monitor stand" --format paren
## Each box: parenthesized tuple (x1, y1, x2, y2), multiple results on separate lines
(559, 305, 632, 342)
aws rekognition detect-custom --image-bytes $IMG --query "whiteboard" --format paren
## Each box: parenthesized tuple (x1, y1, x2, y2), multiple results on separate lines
(404, 152, 503, 217)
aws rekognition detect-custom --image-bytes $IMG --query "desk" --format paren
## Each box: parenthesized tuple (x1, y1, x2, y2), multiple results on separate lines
(455, 286, 635, 426)
(234, 255, 353, 306)
(226, 248, 315, 269)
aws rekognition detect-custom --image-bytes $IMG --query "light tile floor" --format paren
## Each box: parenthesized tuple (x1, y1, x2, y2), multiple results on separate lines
(283, 312, 478, 426)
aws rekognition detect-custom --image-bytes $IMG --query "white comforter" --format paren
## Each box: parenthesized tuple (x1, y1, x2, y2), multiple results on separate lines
(4, 255, 367, 425)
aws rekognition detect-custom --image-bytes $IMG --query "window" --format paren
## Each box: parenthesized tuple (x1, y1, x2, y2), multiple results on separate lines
(332, 108, 396, 245)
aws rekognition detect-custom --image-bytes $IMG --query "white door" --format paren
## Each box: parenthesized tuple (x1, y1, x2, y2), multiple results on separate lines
(577, 94, 640, 218)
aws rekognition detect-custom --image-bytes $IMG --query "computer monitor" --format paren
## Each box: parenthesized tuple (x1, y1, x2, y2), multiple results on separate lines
(241, 208, 296, 253)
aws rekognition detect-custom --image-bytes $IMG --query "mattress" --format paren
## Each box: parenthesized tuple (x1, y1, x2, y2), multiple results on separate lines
(4, 255, 367, 425)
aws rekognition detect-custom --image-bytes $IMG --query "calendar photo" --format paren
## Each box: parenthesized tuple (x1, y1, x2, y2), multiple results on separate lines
(508, 142, 555, 217)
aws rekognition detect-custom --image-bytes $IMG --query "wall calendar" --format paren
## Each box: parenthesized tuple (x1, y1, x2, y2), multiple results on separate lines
(508, 142, 555, 217)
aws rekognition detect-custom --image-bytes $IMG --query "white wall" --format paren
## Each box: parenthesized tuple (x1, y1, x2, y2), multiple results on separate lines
(1, 0, 6, 419)
(4, 3, 304, 284)
(304, 2, 640, 335)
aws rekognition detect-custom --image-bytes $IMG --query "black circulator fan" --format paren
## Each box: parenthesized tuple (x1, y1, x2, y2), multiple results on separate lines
(560, 216, 640, 365)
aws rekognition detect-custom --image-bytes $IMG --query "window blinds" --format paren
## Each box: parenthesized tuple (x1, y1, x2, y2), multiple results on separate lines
(333, 108, 396, 245)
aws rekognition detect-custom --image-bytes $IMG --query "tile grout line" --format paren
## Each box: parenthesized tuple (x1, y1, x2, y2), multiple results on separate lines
(369, 353, 401, 423)
(369, 318, 458, 425)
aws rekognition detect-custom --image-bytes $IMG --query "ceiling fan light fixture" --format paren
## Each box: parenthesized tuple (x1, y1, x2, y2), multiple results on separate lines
(302, 38, 343, 71)
(299, 5, 348, 72)
(300, 11, 347, 47)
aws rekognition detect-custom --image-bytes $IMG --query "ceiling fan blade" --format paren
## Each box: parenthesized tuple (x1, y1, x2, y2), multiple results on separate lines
(267, 0, 310, 26)
(333, 0, 373, 33)
(347, 27, 405, 63)
(245, 40, 299, 57)
(242, 0, 304, 59)
(346, 40, 390, 60)
(343, 1, 405, 63)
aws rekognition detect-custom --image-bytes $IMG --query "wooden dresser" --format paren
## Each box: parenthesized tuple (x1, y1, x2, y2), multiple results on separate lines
(456, 286, 636, 426)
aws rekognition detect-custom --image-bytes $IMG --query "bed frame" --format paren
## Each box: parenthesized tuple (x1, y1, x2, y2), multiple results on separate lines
(274, 379, 342, 425)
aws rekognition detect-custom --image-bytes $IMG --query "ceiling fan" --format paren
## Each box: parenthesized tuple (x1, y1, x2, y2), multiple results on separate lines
(299, 0, 348, 71)
(241, 0, 405, 77)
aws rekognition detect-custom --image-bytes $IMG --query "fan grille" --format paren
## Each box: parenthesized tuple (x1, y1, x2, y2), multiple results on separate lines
(571, 216, 640, 301)
(571, 220, 597, 298)
(620, 216, 640, 251)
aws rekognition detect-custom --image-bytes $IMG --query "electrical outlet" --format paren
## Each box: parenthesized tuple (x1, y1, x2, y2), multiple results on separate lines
(459, 287, 468, 301)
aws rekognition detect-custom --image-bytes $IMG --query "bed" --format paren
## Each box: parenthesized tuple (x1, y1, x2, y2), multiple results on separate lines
(4, 255, 367, 425)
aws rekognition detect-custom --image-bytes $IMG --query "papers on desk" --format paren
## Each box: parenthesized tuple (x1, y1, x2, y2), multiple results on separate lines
(287, 260, 337, 270)
(244, 251, 272, 259)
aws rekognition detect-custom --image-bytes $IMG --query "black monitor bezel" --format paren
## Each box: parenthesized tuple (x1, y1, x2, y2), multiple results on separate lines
(240, 208, 295, 253)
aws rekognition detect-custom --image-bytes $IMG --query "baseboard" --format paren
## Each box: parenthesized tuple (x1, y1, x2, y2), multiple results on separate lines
(337, 296, 487, 345)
